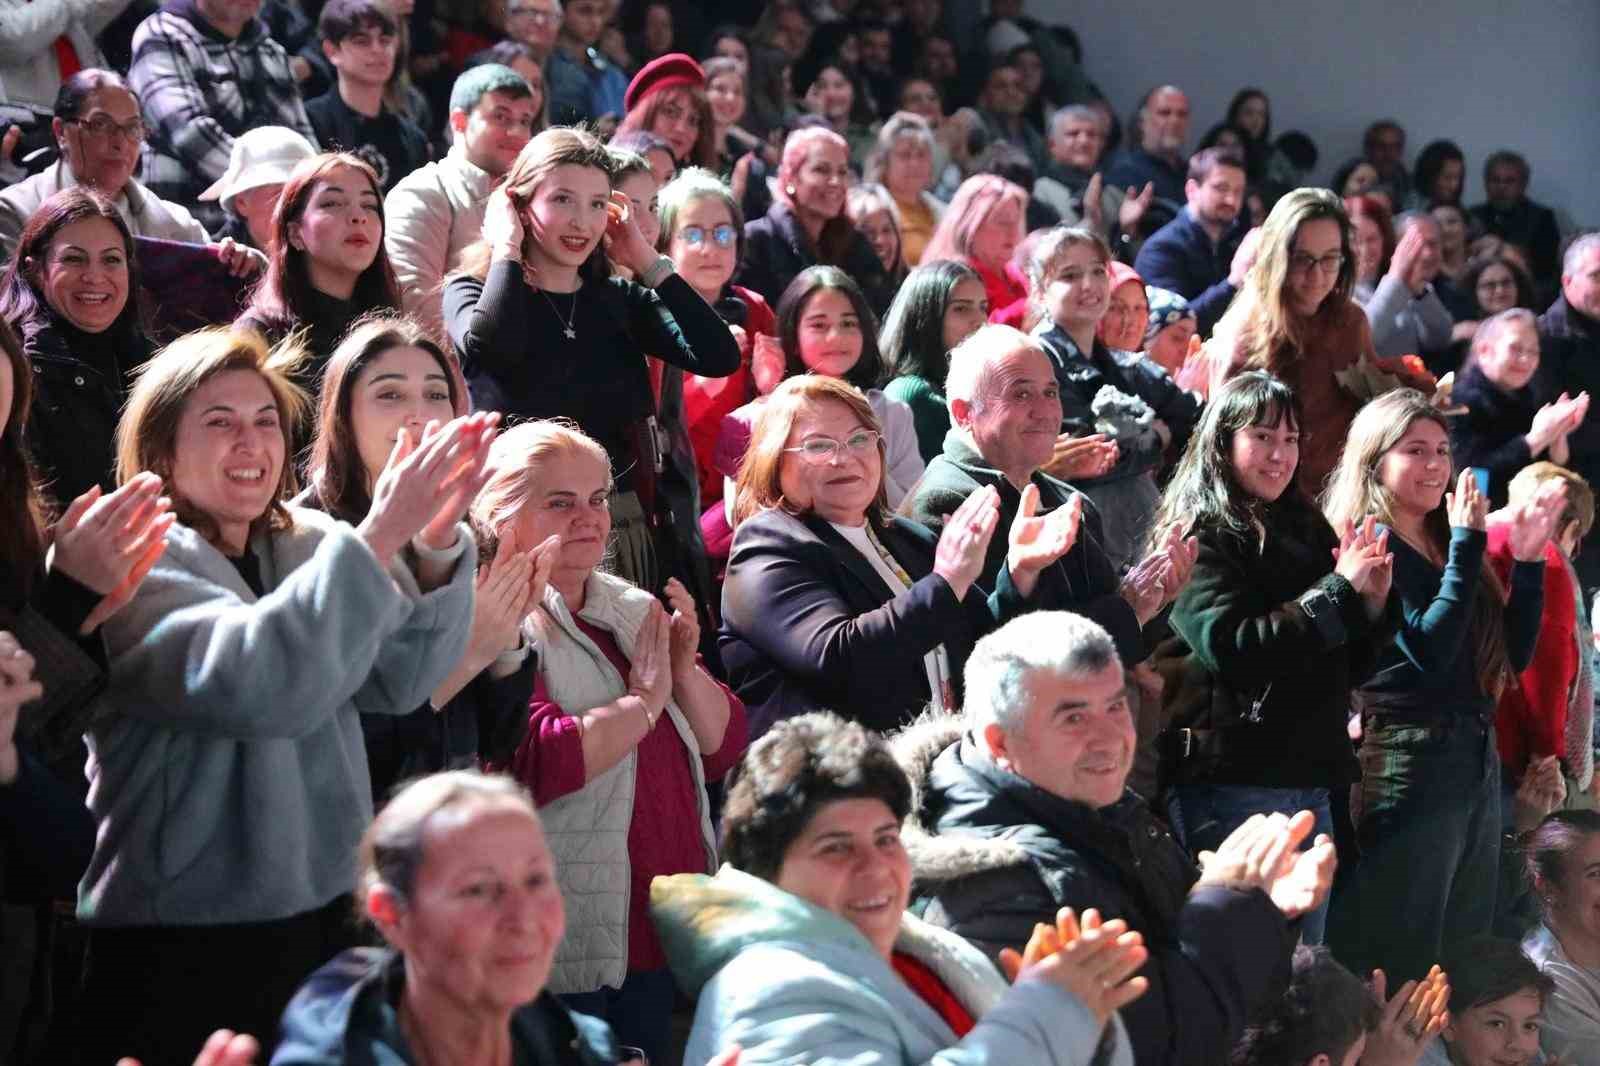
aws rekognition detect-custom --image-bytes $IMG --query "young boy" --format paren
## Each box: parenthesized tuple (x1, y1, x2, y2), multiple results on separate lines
(305, 0, 428, 191)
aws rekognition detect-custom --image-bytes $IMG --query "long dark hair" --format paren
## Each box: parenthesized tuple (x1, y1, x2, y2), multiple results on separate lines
(308, 313, 468, 524)
(238, 153, 401, 334)
(1147, 370, 1311, 554)
(1414, 139, 1465, 207)
(0, 319, 47, 596)
(0, 186, 145, 345)
(776, 265, 884, 390)
(879, 259, 981, 385)
(1225, 87, 1271, 143)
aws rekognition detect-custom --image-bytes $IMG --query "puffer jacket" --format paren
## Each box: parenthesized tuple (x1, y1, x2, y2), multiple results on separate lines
(271, 947, 618, 1066)
(894, 713, 1294, 1066)
(382, 149, 495, 343)
(652, 865, 1133, 1066)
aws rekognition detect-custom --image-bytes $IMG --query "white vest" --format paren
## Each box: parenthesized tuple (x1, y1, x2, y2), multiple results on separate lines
(528, 570, 718, 993)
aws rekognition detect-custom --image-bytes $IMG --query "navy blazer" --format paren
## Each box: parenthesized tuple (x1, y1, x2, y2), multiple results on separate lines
(1134, 206, 1247, 337)
(719, 507, 1019, 737)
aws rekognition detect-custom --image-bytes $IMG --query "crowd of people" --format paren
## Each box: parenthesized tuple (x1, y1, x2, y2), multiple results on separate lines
(2, 0, 1599, 1064)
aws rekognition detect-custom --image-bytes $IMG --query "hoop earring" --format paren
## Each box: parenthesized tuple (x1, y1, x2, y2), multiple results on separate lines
(785, 185, 796, 197)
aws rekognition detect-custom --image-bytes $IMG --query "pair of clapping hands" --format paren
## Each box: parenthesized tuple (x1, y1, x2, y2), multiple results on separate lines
(933, 484, 1101, 602)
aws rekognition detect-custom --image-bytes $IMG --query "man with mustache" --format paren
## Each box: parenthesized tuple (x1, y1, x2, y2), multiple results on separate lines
(894, 609, 1335, 1066)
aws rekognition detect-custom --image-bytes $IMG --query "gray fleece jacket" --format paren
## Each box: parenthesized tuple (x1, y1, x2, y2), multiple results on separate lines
(80, 506, 474, 927)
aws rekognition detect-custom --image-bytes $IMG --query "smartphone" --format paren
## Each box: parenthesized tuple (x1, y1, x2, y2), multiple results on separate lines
(1470, 467, 1491, 496)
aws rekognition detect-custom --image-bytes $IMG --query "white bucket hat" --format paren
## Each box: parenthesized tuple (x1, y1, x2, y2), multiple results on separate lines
(199, 126, 320, 212)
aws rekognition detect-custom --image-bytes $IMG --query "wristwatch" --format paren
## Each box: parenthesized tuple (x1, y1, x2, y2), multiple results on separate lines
(1299, 587, 1346, 644)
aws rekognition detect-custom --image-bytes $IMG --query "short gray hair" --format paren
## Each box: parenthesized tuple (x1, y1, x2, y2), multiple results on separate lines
(1476, 306, 1537, 349)
(964, 612, 1121, 734)
(945, 323, 1036, 413)
(1048, 103, 1103, 142)
(865, 111, 936, 186)
(1564, 232, 1600, 278)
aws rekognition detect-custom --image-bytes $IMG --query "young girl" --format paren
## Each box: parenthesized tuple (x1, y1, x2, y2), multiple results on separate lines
(1152, 370, 1394, 945)
(658, 166, 777, 507)
(879, 258, 989, 462)
(1324, 389, 1561, 985)
(234, 153, 402, 393)
(708, 265, 923, 542)
(444, 127, 740, 591)
(302, 312, 555, 802)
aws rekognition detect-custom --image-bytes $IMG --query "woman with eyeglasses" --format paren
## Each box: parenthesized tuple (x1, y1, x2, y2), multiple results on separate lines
(0, 69, 260, 277)
(719, 374, 1076, 737)
(1205, 188, 1429, 497)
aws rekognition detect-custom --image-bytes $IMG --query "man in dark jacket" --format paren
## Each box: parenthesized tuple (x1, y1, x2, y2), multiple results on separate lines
(894, 610, 1332, 1066)
(1471, 151, 1562, 300)
(903, 324, 1196, 668)
(1134, 146, 1254, 337)
(1541, 232, 1600, 591)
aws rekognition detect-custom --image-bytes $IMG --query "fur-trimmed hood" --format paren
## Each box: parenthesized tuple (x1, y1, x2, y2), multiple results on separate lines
(889, 711, 1031, 888)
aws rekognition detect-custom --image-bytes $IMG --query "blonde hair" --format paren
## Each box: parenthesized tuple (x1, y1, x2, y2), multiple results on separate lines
(116, 328, 308, 547)
(455, 126, 614, 283)
(468, 418, 613, 563)
(1509, 461, 1594, 544)
(1214, 187, 1355, 376)
(922, 174, 1027, 268)
(731, 375, 888, 526)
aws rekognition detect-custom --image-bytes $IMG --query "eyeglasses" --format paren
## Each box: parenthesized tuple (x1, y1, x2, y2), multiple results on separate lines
(679, 224, 736, 248)
(69, 115, 146, 143)
(1288, 251, 1345, 276)
(784, 428, 881, 464)
(1478, 277, 1516, 292)
(507, 6, 557, 23)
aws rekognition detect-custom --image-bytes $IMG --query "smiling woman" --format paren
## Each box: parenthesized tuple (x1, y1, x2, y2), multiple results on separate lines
(445, 126, 740, 594)
(76, 326, 484, 1064)
(0, 186, 152, 506)
(650, 712, 1145, 1066)
(235, 152, 403, 398)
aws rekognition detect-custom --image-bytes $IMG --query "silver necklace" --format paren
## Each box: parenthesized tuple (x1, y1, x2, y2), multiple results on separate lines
(540, 288, 579, 340)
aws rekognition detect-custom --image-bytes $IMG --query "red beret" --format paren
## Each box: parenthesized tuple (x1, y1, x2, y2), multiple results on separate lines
(624, 53, 705, 113)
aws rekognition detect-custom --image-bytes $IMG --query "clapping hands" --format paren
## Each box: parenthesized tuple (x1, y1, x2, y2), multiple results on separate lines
(932, 486, 1002, 602)
(359, 414, 500, 563)
(1042, 432, 1118, 482)
(1120, 524, 1199, 626)
(1007, 484, 1081, 597)
(50, 473, 175, 634)
(996, 907, 1150, 1030)
(1195, 810, 1338, 921)
(1333, 516, 1394, 620)
(1506, 477, 1567, 562)
(1513, 754, 1567, 832)
(1360, 966, 1451, 1066)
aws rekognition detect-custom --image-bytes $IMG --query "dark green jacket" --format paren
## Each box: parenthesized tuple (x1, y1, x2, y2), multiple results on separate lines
(902, 430, 1145, 664)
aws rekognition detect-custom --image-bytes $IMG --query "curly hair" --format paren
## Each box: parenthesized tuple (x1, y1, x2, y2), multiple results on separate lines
(720, 711, 912, 881)
(1231, 946, 1378, 1066)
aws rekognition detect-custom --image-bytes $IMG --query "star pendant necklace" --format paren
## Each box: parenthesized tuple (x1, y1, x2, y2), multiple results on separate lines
(541, 288, 579, 339)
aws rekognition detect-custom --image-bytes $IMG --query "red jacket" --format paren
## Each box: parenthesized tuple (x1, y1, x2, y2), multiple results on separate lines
(682, 285, 775, 505)
(1486, 524, 1582, 778)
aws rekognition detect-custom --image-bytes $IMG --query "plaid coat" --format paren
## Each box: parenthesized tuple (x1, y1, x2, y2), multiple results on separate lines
(128, 0, 317, 207)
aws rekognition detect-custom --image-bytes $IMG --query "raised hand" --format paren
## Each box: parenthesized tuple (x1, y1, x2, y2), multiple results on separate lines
(214, 237, 267, 279)
(751, 332, 786, 395)
(117, 1028, 260, 1066)
(359, 414, 500, 563)
(1334, 517, 1394, 618)
(933, 485, 1001, 601)
(1043, 432, 1118, 481)
(1444, 468, 1488, 532)
(50, 473, 175, 634)
(1196, 810, 1337, 920)
(1513, 754, 1567, 832)
(1119, 182, 1154, 235)
(626, 600, 673, 718)
(1227, 227, 1262, 288)
(526, 532, 560, 608)
(1007, 484, 1082, 595)
(604, 189, 658, 275)
(1083, 171, 1105, 232)
(0, 630, 42, 785)
(663, 577, 701, 678)
(467, 526, 536, 666)
(1005, 907, 1149, 1029)
(484, 187, 526, 263)
(1388, 225, 1427, 293)
(1506, 478, 1566, 561)
(1360, 967, 1450, 1066)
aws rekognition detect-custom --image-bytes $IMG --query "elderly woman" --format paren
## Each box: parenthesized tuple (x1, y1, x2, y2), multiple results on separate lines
(0, 69, 260, 274)
(719, 374, 1081, 736)
(1143, 286, 1196, 377)
(271, 771, 619, 1066)
(0, 187, 151, 506)
(1522, 811, 1600, 1065)
(866, 111, 945, 267)
(651, 712, 1145, 1065)
(734, 126, 893, 315)
(471, 419, 747, 1065)
(1098, 261, 1147, 353)
(76, 328, 484, 1066)
(1029, 226, 1202, 569)
(847, 182, 908, 290)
